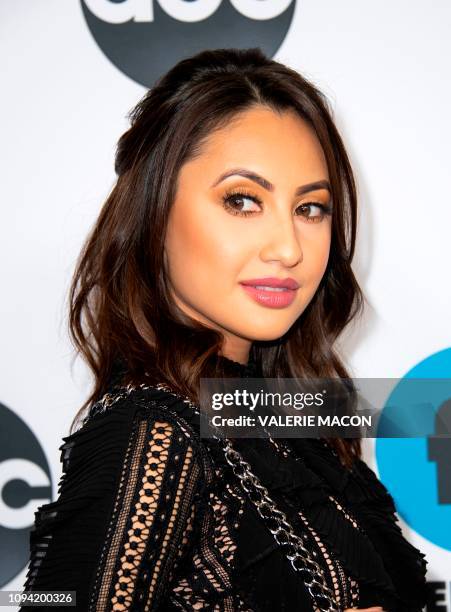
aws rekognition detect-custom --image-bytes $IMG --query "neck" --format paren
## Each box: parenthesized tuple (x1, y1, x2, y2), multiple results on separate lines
(219, 354, 249, 366)
(219, 338, 251, 366)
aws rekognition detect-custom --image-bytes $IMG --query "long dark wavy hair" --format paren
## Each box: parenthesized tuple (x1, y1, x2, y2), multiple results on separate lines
(68, 47, 365, 467)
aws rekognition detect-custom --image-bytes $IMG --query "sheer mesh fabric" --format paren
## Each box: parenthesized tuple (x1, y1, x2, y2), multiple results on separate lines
(170, 478, 249, 610)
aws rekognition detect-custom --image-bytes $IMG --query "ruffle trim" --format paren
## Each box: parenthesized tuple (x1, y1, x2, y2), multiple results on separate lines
(21, 401, 142, 604)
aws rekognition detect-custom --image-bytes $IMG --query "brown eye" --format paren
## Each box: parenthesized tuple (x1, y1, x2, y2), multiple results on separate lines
(295, 202, 333, 223)
(222, 190, 263, 217)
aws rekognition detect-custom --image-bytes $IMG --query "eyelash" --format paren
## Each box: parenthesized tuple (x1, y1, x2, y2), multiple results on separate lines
(221, 188, 333, 222)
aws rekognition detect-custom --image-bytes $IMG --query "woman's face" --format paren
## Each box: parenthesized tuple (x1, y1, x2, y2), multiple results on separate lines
(164, 105, 332, 362)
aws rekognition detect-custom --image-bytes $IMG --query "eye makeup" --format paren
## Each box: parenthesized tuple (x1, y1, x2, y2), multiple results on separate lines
(221, 187, 333, 223)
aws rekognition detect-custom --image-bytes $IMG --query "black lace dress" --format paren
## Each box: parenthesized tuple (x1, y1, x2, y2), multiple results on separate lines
(20, 356, 429, 611)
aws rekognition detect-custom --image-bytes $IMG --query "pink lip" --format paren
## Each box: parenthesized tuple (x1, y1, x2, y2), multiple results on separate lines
(239, 277, 299, 308)
(240, 277, 300, 289)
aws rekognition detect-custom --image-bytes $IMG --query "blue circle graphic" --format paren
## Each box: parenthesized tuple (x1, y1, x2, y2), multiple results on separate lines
(376, 347, 451, 550)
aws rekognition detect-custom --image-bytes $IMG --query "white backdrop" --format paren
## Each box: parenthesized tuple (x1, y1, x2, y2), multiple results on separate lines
(1, 0, 450, 609)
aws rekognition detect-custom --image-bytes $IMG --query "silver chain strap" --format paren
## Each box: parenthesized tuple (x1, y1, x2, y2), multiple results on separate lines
(222, 439, 339, 611)
(86, 381, 340, 611)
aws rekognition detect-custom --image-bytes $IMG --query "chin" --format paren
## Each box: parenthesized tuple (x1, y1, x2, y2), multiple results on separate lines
(230, 320, 296, 342)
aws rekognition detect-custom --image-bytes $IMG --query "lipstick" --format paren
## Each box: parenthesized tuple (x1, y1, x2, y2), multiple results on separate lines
(239, 277, 299, 308)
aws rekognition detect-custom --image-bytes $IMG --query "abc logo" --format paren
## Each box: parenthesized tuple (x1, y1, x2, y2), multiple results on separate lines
(0, 402, 52, 586)
(376, 348, 451, 551)
(81, 0, 296, 87)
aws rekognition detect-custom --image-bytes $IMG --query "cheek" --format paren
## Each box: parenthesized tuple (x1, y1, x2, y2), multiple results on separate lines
(165, 205, 248, 296)
(300, 226, 331, 284)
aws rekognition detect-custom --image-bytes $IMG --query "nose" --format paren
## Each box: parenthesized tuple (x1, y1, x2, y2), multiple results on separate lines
(259, 213, 303, 268)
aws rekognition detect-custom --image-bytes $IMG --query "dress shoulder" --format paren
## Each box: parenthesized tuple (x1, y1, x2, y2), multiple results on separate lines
(20, 388, 206, 611)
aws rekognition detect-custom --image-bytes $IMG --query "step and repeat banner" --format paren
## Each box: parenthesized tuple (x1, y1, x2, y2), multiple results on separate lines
(1, 1, 450, 609)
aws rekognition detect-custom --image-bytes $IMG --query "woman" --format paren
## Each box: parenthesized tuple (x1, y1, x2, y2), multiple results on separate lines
(20, 48, 428, 611)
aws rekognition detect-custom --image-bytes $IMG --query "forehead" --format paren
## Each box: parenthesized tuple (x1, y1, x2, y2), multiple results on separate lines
(181, 105, 329, 184)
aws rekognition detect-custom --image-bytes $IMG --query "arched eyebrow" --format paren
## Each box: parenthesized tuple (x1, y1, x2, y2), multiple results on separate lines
(211, 167, 331, 196)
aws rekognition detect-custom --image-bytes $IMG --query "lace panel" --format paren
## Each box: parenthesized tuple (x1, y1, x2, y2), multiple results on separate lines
(170, 477, 247, 611)
(89, 412, 202, 611)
